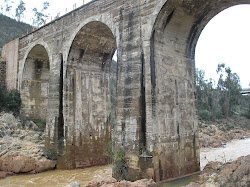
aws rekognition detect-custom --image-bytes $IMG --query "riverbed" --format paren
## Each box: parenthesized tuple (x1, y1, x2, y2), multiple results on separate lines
(0, 138, 249, 187)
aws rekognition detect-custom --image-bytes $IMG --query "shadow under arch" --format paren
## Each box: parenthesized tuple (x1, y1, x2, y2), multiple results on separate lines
(149, 0, 250, 182)
(21, 44, 50, 122)
(58, 21, 117, 169)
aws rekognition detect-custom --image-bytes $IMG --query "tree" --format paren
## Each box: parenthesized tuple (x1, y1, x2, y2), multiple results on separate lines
(32, 1, 50, 27)
(4, 0, 13, 15)
(0, 5, 3, 14)
(196, 69, 213, 120)
(15, 0, 26, 22)
(196, 63, 242, 120)
(216, 63, 241, 117)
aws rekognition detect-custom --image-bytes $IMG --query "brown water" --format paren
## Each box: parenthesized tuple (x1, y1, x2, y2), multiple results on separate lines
(200, 138, 250, 170)
(0, 165, 112, 187)
(0, 138, 249, 187)
(158, 174, 200, 187)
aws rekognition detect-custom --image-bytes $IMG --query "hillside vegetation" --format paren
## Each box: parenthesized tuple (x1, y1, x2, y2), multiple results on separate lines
(0, 14, 32, 55)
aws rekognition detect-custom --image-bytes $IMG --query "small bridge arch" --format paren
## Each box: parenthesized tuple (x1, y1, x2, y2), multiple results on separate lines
(21, 44, 51, 121)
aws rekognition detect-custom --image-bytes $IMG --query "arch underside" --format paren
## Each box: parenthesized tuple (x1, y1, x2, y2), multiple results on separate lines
(149, 0, 250, 182)
(21, 45, 50, 122)
(61, 21, 117, 169)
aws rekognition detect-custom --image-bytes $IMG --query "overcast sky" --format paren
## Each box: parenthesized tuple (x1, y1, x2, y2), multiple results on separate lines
(195, 4, 250, 88)
(1, 0, 249, 88)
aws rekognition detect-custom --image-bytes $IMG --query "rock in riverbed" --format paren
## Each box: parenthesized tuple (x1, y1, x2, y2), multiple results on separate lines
(84, 176, 156, 187)
(0, 112, 56, 178)
(186, 155, 250, 187)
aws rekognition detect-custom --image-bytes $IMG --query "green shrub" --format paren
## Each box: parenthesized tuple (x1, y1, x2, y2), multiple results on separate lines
(0, 83, 7, 110)
(35, 120, 46, 132)
(198, 109, 211, 121)
(215, 107, 223, 119)
(5, 89, 21, 115)
(0, 83, 21, 115)
(111, 148, 129, 180)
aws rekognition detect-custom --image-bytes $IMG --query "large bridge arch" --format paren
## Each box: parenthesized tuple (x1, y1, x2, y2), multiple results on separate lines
(64, 16, 118, 64)
(20, 44, 51, 121)
(60, 20, 117, 169)
(141, 0, 250, 182)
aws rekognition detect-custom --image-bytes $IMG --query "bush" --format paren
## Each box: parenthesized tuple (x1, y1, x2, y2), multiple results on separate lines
(0, 83, 7, 110)
(198, 109, 211, 121)
(5, 89, 21, 114)
(35, 120, 46, 132)
(0, 83, 21, 115)
(215, 107, 223, 119)
(111, 148, 129, 180)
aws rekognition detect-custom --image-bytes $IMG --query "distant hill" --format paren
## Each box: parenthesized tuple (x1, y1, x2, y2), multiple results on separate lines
(0, 14, 32, 55)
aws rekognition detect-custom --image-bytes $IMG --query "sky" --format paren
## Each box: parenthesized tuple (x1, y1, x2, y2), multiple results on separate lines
(0, 0, 93, 23)
(0, 1, 249, 88)
(195, 5, 250, 88)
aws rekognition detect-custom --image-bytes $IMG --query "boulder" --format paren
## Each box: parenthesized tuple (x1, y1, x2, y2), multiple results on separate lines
(0, 152, 36, 173)
(25, 121, 39, 131)
(66, 182, 80, 187)
(0, 113, 19, 129)
(84, 177, 156, 187)
(0, 171, 13, 179)
(186, 155, 250, 187)
(35, 159, 56, 173)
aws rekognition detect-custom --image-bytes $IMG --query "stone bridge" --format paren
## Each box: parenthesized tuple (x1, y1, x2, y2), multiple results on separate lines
(240, 88, 250, 95)
(2, 0, 250, 182)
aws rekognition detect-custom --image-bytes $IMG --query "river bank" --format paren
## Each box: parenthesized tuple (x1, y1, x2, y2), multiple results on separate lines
(186, 155, 250, 187)
(199, 116, 250, 148)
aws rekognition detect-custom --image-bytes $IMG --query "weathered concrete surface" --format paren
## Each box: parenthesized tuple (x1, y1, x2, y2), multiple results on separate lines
(3, 0, 250, 183)
(1, 38, 19, 90)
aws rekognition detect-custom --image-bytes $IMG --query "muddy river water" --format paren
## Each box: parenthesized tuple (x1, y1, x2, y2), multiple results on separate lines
(0, 138, 249, 187)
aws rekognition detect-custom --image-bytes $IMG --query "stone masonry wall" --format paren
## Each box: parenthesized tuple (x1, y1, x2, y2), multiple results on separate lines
(1, 38, 19, 90)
